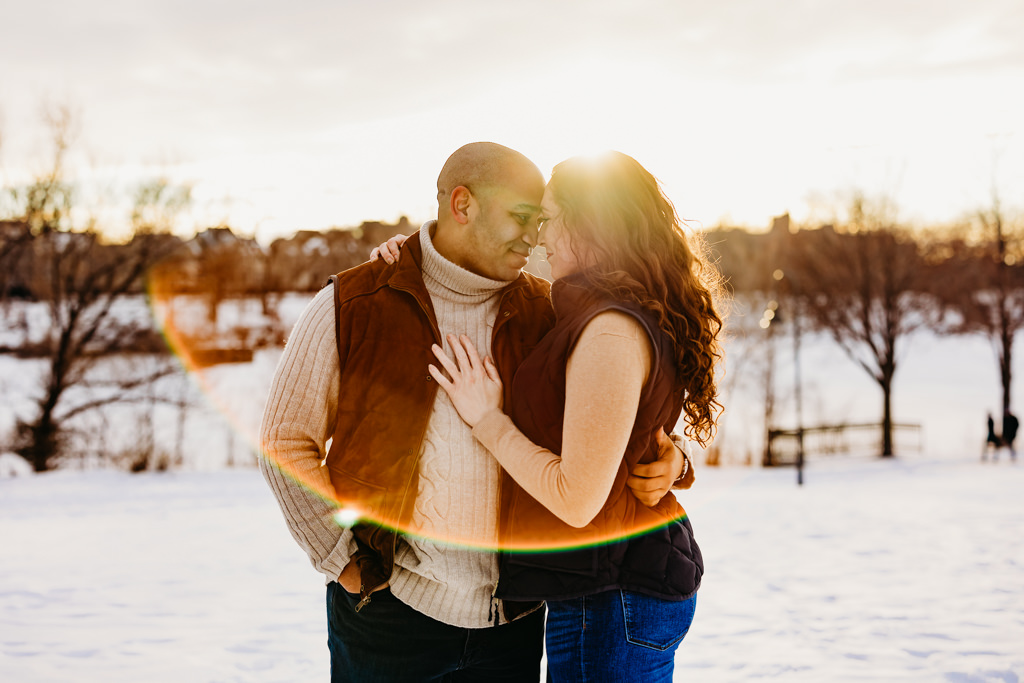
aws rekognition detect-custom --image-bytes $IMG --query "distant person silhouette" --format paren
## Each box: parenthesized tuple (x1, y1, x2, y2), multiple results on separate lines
(983, 412, 1001, 461)
(1003, 410, 1019, 461)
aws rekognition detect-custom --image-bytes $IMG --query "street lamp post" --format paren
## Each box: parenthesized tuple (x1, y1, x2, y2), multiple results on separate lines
(793, 293, 805, 486)
(771, 268, 805, 485)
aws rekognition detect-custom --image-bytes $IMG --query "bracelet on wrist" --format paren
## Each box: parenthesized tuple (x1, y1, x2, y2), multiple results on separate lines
(672, 454, 690, 487)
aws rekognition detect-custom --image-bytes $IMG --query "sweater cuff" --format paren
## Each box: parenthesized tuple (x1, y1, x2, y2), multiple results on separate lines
(669, 432, 696, 490)
(319, 530, 360, 582)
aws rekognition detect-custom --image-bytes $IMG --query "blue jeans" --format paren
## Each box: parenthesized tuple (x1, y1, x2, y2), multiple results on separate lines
(544, 590, 697, 683)
(326, 582, 544, 682)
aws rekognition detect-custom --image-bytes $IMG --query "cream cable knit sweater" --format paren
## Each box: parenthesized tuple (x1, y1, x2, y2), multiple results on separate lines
(389, 225, 512, 628)
(259, 223, 517, 629)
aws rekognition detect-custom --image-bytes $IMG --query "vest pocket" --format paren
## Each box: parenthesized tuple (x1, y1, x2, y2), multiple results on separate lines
(620, 590, 696, 651)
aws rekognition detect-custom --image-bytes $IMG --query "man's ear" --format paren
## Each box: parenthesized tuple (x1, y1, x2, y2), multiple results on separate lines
(449, 186, 473, 225)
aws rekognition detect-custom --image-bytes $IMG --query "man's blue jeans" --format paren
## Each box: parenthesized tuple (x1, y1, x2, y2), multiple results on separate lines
(326, 582, 544, 682)
(544, 589, 697, 683)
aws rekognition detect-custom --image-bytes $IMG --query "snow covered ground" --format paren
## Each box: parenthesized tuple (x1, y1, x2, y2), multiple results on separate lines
(2, 457, 1021, 681)
(2, 294, 1023, 680)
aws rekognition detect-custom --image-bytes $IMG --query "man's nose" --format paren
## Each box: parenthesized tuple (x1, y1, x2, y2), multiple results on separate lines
(522, 224, 539, 247)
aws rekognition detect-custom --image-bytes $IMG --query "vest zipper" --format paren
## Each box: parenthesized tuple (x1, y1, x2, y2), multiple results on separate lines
(353, 580, 389, 613)
(489, 295, 516, 628)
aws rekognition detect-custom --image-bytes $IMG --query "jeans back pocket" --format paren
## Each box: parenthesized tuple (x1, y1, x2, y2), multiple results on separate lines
(620, 590, 697, 651)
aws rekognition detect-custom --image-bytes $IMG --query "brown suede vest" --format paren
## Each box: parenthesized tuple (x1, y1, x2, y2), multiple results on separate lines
(324, 231, 555, 597)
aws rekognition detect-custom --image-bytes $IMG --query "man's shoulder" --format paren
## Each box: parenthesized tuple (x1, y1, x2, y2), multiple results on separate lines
(330, 258, 397, 302)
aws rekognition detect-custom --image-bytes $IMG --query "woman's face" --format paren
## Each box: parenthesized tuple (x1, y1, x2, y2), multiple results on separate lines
(538, 186, 590, 280)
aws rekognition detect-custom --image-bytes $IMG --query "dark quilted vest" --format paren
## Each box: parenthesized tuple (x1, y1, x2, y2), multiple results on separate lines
(496, 272, 703, 602)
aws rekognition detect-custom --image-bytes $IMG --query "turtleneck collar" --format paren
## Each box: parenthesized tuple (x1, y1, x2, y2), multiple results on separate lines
(419, 221, 512, 301)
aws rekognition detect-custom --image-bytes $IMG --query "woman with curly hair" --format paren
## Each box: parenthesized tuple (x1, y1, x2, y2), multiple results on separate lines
(428, 150, 723, 681)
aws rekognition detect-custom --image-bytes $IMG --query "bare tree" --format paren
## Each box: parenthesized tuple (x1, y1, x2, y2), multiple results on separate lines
(786, 195, 936, 456)
(131, 178, 191, 236)
(930, 196, 1024, 415)
(4, 107, 188, 471)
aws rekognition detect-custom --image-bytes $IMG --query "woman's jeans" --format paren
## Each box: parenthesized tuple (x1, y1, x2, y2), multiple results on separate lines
(544, 590, 697, 683)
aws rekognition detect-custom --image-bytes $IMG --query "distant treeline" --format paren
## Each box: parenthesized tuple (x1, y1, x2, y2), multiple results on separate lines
(4, 212, 1019, 302)
(0, 217, 416, 301)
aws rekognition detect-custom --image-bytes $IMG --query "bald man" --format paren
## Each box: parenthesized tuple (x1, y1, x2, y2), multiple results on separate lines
(259, 143, 684, 681)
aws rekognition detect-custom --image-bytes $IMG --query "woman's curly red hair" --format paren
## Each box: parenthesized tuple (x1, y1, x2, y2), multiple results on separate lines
(546, 152, 724, 445)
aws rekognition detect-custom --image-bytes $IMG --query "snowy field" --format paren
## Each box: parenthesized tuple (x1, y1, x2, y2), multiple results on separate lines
(2, 294, 1023, 681)
(2, 457, 1022, 681)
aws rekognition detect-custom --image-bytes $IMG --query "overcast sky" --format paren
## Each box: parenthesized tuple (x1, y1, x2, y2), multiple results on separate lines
(2, 0, 1023, 241)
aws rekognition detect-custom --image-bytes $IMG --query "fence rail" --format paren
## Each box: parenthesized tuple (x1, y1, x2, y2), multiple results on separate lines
(764, 422, 923, 466)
